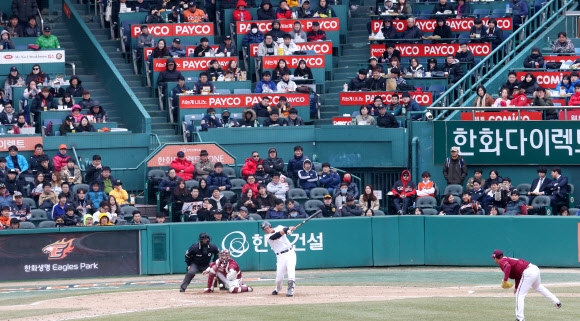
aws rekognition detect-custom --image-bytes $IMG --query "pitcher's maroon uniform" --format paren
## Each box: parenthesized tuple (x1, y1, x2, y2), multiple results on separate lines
(204, 249, 252, 293)
(497, 256, 529, 289)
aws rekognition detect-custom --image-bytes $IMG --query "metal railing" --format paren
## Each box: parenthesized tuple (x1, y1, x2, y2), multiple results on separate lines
(430, 0, 577, 120)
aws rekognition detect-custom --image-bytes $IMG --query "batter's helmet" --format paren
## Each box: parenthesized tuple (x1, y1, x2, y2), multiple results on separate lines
(261, 221, 271, 230)
(220, 249, 231, 261)
(199, 232, 211, 241)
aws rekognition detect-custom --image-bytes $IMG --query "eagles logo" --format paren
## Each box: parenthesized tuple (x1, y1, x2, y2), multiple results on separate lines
(42, 238, 76, 260)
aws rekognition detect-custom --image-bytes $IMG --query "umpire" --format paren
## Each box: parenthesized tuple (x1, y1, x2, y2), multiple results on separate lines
(179, 232, 220, 292)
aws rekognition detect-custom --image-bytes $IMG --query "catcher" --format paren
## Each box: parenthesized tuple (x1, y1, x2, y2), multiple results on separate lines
(202, 249, 253, 293)
(491, 249, 561, 321)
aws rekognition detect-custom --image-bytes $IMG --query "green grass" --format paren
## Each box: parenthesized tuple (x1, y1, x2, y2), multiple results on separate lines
(0, 308, 81, 320)
(82, 297, 580, 321)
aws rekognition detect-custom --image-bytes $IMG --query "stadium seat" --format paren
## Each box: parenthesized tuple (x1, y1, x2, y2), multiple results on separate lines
(141, 217, 151, 224)
(216, 89, 231, 94)
(22, 197, 37, 209)
(30, 209, 48, 225)
(234, 89, 252, 94)
(471, 9, 490, 18)
(185, 180, 199, 190)
(569, 208, 579, 216)
(38, 220, 56, 228)
(309, 187, 329, 200)
(20, 222, 36, 229)
(373, 209, 385, 216)
(304, 199, 323, 214)
(230, 178, 246, 194)
(249, 213, 262, 220)
(422, 208, 438, 215)
(415, 196, 438, 209)
(121, 205, 139, 218)
(491, 9, 506, 18)
(519, 195, 530, 205)
(284, 177, 295, 189)
(443, 184, 463, 198)
(530, 196, 552, 215)
(516, 183, 531, 195)
(222, 166, 236, 178)
(146, 169, 167, 204)
(222, 190, 238, 204)
(287, 188, 309, 201)
(73, 183, 90, 194)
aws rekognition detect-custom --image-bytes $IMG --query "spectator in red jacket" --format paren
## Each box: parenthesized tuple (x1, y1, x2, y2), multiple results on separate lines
(276, 0, 292, 19)
(307, 21, 326, 42)
(241, 151, 264, 178)
(241, 175, 259, 195)
(52, 144, 71, 172)
(233, 0, 253, 21)
(569, 83, 580, 106)
(171, 151, 195, 181)
(510, 85, 529, 107)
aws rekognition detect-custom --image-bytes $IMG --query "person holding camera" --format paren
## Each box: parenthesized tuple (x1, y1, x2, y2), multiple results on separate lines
(146, 8, 164, 23)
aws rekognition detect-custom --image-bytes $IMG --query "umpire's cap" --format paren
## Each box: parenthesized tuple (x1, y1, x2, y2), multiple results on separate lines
(199, 232, 211, 241)
(261, 221, 271, 230)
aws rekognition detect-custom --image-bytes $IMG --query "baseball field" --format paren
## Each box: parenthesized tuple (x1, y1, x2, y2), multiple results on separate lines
(1, 267, 579, 321)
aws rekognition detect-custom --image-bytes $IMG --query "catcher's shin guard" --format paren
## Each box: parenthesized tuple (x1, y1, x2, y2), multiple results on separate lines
(207, 273, 216, 288)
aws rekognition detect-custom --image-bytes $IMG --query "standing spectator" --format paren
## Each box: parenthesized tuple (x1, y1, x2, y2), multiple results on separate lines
(443, 146, 467, 186)
(307, 22, 326, 42)
(85, 155, 103, 184)
(391, 170, 416, 214)
(4, 15, 23, 38)
(257, 0, 276, 20)
(35, 26, 59, 49)
(523, 46, 544, 69)
(11, 0, 38, 30)
(233, 0, 253, 21)
(171, 151, 195, 181)
(319, 162, 342, 194)
(194, 150, 214, 180)
(242, 23, 265, 47)
(552, 32, 574, 54)
(52, 144, 71, 172)
(286, 145, 307, 183)
(511, 0, 528, 29)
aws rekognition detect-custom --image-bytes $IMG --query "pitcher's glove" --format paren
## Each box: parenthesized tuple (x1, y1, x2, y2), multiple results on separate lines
(227, 269, 238, 281)
(501, 280, 513, 289)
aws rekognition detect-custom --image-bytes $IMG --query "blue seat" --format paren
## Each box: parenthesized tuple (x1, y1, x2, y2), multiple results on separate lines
(471, 9, 490, 18)
(182, 114, 204, 142)
(233, 88, 252, 94)
(491, 9, 506, 18)
(216, 89, 231, 94)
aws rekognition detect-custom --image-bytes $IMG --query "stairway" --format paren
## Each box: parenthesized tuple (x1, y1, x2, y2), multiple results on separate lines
(59, 2, 182, 143)
(315, 4, 372, 125)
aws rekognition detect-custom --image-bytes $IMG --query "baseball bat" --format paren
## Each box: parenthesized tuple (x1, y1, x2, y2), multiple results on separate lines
(293, 210, 321, 230)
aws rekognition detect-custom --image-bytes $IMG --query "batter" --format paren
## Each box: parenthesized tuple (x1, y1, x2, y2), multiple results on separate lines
(203, 249, 253, 293)
(261, 221, 297, 297)
(491, 249, 561, 321)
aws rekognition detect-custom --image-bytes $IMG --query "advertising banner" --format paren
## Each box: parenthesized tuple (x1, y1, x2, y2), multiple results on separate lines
(147, 144, 235, 167)
(262, 55, 325, 69)
(370, 43, 491, 57)
(152, 57, 237, 72)
(514, 71, 568, 87)
(179, 93, 309, 109)
(333, 117, 354, 125)
(460, 111, 543, 121)
(0, 231, 140, 280)
(0, 50, 65, 64)
(370, 17, 513, 33)
(131, 23, 214, 38)
(339, 91, 433, 106)
(0, 136, 43, 152)
(249, 41, 333, 57)
(235, 18, 339, 35)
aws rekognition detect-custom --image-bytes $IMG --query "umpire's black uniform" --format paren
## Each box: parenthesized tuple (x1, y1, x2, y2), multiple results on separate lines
(179, 233, 219, 292)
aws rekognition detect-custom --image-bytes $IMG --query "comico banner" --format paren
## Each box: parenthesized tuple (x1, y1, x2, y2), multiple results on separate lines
(0, 49, 65, 64)
(559, 110, 580, 121)
(235, 18, 340, 34)
(515, 71, 568, 87)
(0, 231, 140, 280)
(544, 56, 580, 63)
(0, 136, 42, 151)
(152, 57, 237, 72)
(370, 43, 491, 57)
(179, 93, 309, 109)
(434, 121, 580, 165)
(131, 23, 214, 38)
(262, 55, 325, 69)
(148, 144, 234, 167)
(370, 17, 513, 33)
(460, 111, 543, 121)
(339, 91, 433, 106)
(249, 41, 333, 57)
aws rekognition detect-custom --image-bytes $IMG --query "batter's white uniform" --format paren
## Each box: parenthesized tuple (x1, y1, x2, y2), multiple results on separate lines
(266, 225, 297, 293)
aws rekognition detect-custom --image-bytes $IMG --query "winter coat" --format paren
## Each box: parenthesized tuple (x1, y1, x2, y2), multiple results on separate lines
(276, 7, 292, 19)
(193, 79, 215, 95)
(432, 25, 453, 43)
(315, 3, 334, 17)
(200, 114, 223, 130)
(297, 160, 318, 191)
(242, 31, 265, 47)
(289, 29, 307, 43)
(367, 76, 386, 91)
(233, 1, 253, 21)
(172, 83, 191, 107)
(208, 171, 232, 190)
(307, 30, 326, 42)
(510, 92, 529, 106)
(319, 171, 340, 190)
(0, 30, 15, 49)
(285, 115, 304, 126)
(60, 165, 83, 185)
(532, 91, 557, 119)
(377, 112, 399, 128)
(552, 39, 575, 54)
(12, 0, 38, 25)
(297, 6, 314, 18)
(459, 200, 482, 215)
(52, 152, 70, 172)
(441, 59, 464, 83)
(520, 80, 539, 96)
(400, 26, 423, 43)
(87, 104, 106, 121)
(257, 0, 276, 20)
(263, 116, 288, 127)
(217, 42, 237, 56)
(65, 76, 84, 97)
(286, 204, 307, 218)
(443, 156, 467, 185)
(294, 62, 313, 79)
(341, 204, 362, 217)
(287, 154, 307, 182)
(168, 45, 186, 58)
(523, 49, 544, 68)
(455, 50, 475, 65)
(257, 41, 279, 57)
(254, 78, 277, 93)
(263, 149, 284, 175)
(474, 93, 494, 108)
(157, 58, 182, 88)
(265, 206, 286, 219)
(266, 181, 286, 200)
(158, 176, 180, 193)
(391, 170, 416, 199)
(0, 111, 17, 125)
(396, 99, 423, 120)
(359, 195, 380, 212)
(432, 2, 455, 15)
(439, 202, 460, 215)
(241, 157, 263, 178)
(486, 26, 503, 49)
(35, 34, 60, 49)
(504, 200, 527, 215)
(348, 76, 369, 91)
(569, 92, 580, 106)
(30, 92, 58, 113)
(240, 109, 258, 127)
(171, 158, 195, 181)
(482, 189, 508, 210)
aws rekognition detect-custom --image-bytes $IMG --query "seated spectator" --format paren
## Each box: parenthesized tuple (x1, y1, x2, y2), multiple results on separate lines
(520, 73, 539, 96)
(263, 148, 284, 175)
(193, 72, 216, 95)
(30, 173, 47, 201)
(511, 0, 528, 29)
(0, 30, 15, 49)
(255, 72, 277, 93)
(7, 145, 29, 174)
(388, 68, 407, 90)
(333, 182, 350, 210)
(455, 42, 475, 65)
(97, 213, 114, 226)
(469, 18, 487, 43)
(280, 34, 299, 55)
(439, 193, 459, 215)
(192, 37, 215, 58)
(504, 189, 527, 215)
(289, 21, 307, 43)
(263, 108, 288, 127)
(318, 194, 338, 217)
(532, 87, 556, 119)
(59, 115, 75, 136)
(459, 191, 482, 215)
(404, 58, 424, 77)
(318, 162, 339, 194)
(59, 93, 75, 109)
(395, 0, 412, 15)
(469, 179, 485, 202)
(272, 59, 291, 82)
(441, 55, 464, 84)
(60, 182, 77, 204)
(242, 152, 263, 179)
(256, 184, 277, 212)
(456, 0, 469, 17)
(483, 170, 503, 191)
(88, 101, 106, 122)
(431, 0, 454, 17)
(400, 17, 422, 44)
(297, 0, 314, 18)
(556, 75, 572, 95)
(568, 83, 580, 106)
(167, 8, 185, 23)
(340, 195, 362, 217)
(307, 22, 327, 42)
(171, 151, 194, 181)
(171, 75, 190, 115)
(559, 207, 570, 216)
(157, 58, 182, 90)
(380, 43, 401, 64)
(368, 68, 386, 91)
(62, 205, 82, 226)
(0, 183, 11, 207)
(52, 193, 70, 220)
(50, 172, 63, 194)
(552, 32, 575, 54)
(277, 72, 297, 93)
(168, 38, 186, 58)
(129, 210, 145, 225)
(297, 159, 318, 194)
(217, 36, 237, 57)
(171, 180, 190, 216)
(0, 157, 7, 181)
(38, 182, 57, 210)
(426, 58, 441, 73)
(4, 169, 24, 195)
(207, 59, 224, 81)
(466, 169, 483, 190)
(510, 85, 529, 107)
(474, 85, 494, 108)
(359, 185, 379, 212)
(257, 34, 279, 56)
(267, 172, 286, 200)
(4, 15, 23, 38)
(181, 187, 204, 221)
(391, 169, 415, 214)
(4, 66, 23, 103)
(416, 171, 436, 198)
(131, 0, 149, 12)
(348, 69, 369, 91)
(201, 107, 223, 130)
(83, 214, 94, 226)
(265, 198, 286, 219)
(355, 105, 376, 126)
(285, 108, 304, 126)
(159, 169, 180, 207)
(0, 206, 10, 228)
(285, 199, 307, 218)
(151, 39, 170, 59)
(432, 17, 453, 43)
(208, 162, 232, 192)
(376, 104, 398, 128)
(183, 2, 206, 23)
(523, 47, 544, 69)
(240, 108, 258, 127)
(74, 188, 94, 216)
(225, 60, 241, 81)
(314, 0, 334, 17)
(78, 90, 94, 110)
(486, 19, 503, 50)
(482, 180, 508, 214)
(366, 96, 382, 115)
(70, 104, 83, 123)
(258, 0, 276, 20)
(233, 0, 253, 21)
(546, 166, 569, 207)
(36, 26, 60, 49)
(0, 103, 17, 125)
(91, 201, 111, 223)
(239, 188, 258, 214)
(242, 23, 265, 47)
(9, 191, 30, 222)
(31, 88, 57, 123)
(398, 92, 423, 120)
(60, 158, 82, 185)
(493, 88, 511, 108)
(253, 96, 272, 117)
(270, 20, 286, 43)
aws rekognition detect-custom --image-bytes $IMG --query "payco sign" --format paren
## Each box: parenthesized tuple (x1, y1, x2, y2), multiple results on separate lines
(434, 121, 580, 165)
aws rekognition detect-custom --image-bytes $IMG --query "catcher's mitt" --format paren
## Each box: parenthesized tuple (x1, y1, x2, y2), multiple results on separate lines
(227, 269, 238, 281)
(501, 280, 513, 289)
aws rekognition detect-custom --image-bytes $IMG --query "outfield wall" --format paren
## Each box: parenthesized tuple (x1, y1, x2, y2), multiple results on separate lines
(3, 216, 578, 281)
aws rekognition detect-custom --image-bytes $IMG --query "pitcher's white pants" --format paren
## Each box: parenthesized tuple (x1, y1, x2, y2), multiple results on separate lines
(515, 264, 559, 321)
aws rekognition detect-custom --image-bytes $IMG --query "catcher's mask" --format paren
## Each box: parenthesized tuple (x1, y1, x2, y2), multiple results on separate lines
(220, 249, 231, 261)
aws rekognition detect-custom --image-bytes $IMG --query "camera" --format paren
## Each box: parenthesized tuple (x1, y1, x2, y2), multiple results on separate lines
(425, 111, 433, 121)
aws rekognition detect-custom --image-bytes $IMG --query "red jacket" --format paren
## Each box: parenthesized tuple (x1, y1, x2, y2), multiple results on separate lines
(391, 170, 417, 198)
(52, 153, 71, 172)
(171, 158, 195, 181)
(233, 1, 253, 21)
(276, 8, 292, 19)
(241, 157, 263, 178)
(569, 92, 580, 106)
(510, 92, 529, 107)
(242, 182, 259, 196)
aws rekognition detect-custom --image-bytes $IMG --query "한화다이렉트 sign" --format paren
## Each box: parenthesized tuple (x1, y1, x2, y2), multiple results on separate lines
(0, 231, 140, 281)
(434, 121, 580, 165)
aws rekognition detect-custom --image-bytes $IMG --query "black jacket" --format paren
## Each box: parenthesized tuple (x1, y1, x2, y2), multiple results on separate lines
(29, 154, 50, 173)
(441, 60, 464, 83)
(0, 111, 17, 125)
(400, 26, 423, 43)
(263, 154, 284, 175)
(439, 202, 459, 215)
(65, 76, 84, 97)
(523, 53, 544, 69)
(432, 25, 453, 43)
(377, 113, 399, 128)
(318, 203, 338, 217)
(184, 241, 219, 267)
(455, 50, 475, 65)
(341, 204, 362, 217)
(157, 58, 182, 88)
(257, 0, 276, 20)
(367, 76, 386, 91)
(348, 76, 369, 91)
(31, 92, 58, 114)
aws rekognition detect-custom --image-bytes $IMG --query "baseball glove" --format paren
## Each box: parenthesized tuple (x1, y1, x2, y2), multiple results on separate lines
(501, 280, 513, 289)
(227, 269, 238, 281)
